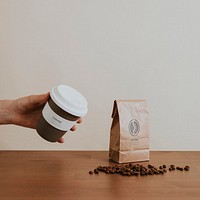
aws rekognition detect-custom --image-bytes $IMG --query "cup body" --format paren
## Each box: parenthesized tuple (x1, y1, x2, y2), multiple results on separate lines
(36, 85, 87, 142)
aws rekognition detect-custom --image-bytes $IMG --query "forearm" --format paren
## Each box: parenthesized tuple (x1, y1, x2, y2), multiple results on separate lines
(0, 99, 14, 125)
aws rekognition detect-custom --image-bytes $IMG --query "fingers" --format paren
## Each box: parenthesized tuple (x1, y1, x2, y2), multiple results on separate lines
(58, 118, 83, 143)
(58, 137, 64, 143)
(77, 118, 82, 124)
(70, 125, 76, 131)
(70, 118, 82, 131)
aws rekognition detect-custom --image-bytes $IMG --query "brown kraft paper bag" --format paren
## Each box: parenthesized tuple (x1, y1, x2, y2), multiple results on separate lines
(109, 100, 149, 163)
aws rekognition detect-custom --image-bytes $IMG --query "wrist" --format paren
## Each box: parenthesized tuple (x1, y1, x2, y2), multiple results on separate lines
(0, 99, 14, 125)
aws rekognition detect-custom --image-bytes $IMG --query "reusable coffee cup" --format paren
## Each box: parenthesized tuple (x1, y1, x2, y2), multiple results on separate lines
(36, 84, 88, 142)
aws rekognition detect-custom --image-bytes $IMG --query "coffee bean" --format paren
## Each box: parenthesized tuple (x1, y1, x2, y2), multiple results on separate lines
(140, 172, 146, 176)
(134, 172, 139, 176)
(171, 165, 176, 170)
(89, 171, 93, 174)
(148, 170, 154, 175)
(184, 166, 190, 171)
(126, 168, 131, 172)
(110, 170, 115, 174)
(129, 163, 133, 167)
(147, 164, 153, 168)
(176, 167, 183, 171)
(127, 172, 132, 176)
(158, 170, 164, 174)
(152, 169, 158, 174)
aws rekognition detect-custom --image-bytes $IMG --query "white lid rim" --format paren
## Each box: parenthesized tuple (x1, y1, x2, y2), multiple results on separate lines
(50, 85, 88, 117)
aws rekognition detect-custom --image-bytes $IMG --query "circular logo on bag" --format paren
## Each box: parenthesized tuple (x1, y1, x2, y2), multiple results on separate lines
(128, 119, 140, 136)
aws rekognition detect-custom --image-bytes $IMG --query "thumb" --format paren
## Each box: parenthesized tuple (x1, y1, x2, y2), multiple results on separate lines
(28, 92, 50, 107)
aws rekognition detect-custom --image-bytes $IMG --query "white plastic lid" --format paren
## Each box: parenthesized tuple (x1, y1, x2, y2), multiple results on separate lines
(50, 84, 88, 117)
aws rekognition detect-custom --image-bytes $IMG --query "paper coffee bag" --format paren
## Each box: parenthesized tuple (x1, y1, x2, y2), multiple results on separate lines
(109, 100, 149, 163)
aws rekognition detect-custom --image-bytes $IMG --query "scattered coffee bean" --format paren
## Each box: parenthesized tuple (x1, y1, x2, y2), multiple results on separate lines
(134, 172, 139, 176)
(127, 172, 132, 176)
(184, 166, 190, 171)
(148, 164, 154, 169)
(94, 169, 99, 174)
(171, 165, 176, 170)
(176, 167, 184, 171)
(89, 163, 190, 177)
(148, 170, 154, 175)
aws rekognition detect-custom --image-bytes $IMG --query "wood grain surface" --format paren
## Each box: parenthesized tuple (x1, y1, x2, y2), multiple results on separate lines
(0, 151, 199, 200)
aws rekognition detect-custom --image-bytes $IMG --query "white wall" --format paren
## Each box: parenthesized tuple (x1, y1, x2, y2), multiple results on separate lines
(0, 0, 200, 150)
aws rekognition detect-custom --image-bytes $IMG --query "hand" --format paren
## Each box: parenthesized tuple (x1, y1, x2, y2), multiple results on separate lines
(0, 93, 82, 143)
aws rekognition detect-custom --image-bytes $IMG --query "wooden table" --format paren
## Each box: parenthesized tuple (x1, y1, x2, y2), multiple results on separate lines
(0, 151, 199, 200)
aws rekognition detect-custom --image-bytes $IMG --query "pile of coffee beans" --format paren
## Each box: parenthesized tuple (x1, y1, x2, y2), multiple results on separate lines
(89, 163, 190, 176)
